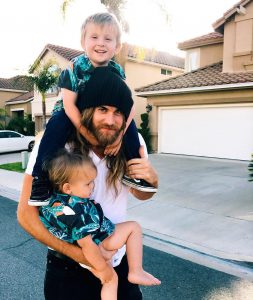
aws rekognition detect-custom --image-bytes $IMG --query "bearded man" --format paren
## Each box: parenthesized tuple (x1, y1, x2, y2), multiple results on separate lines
(18, 67, 158, 300)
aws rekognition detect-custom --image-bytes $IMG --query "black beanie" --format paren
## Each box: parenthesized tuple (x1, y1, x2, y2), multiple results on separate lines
(77, 66, 133, 119)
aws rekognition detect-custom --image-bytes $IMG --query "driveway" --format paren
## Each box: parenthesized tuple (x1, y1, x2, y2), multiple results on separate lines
(128, 154, 253, 263)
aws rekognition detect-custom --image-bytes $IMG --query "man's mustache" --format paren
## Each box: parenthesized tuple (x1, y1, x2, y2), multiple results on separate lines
(97, 124, 119, 131)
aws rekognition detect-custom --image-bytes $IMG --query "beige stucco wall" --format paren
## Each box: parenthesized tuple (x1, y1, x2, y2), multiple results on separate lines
(199, 44, 223, 67)
(0, 90, 24, 110)
(125, 59, 183, 126)
(32, 48, 184, 130)
(6, 102, 31, 116)
(223, 1, 253, 72)
(142, 88, 253, 151)
(32, 50, 69, 131)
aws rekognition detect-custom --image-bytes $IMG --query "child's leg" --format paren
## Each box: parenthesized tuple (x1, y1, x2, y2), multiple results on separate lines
(29, 110, 74, 206)
(32, 110, 73, 177)
(122, 120, 158, 192)
(122, 120, 141, 161)
(89, 264, 118, 300)
(100, 268, 118, 300)
(101, 221, 161, 286)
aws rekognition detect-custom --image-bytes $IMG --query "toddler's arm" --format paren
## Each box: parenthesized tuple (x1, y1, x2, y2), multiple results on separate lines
(62, 88, 98, 145)
(78, 235, 114, 283)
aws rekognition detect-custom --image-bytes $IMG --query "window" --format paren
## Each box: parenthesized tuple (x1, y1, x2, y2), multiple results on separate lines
(161, 68, 172, 75)
(12, 110, 24, 118)
(6, 131, 21, 138)
(185, 49, 200, 72)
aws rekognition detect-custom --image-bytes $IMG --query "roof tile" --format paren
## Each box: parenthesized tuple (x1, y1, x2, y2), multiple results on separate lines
(6, 91, 34, 104)
(135, 62, 253, 93)
(0, 76, 33, 91)
(45, 43, 184, 69)
(178, 32, 223, 50)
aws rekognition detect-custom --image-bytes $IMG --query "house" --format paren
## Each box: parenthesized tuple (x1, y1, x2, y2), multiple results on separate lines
(136, 0, 253, 161)
(5, 91, 34, 118)
(0, 76, 33, 128)
(31, 43, 184, 131)
(0, 76, 32, 111)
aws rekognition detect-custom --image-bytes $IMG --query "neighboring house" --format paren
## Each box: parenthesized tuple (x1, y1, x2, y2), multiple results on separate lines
(0, 76, 33, 128)
(136, 0, 253, 161)
(5, 91, 34, 118)
(31, 43, 184, 131)
(0, 76, 31, 111)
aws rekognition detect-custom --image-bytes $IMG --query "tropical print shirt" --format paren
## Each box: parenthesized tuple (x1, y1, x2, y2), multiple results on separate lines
(52, 54, 126, 113)
(39, 193, 115, 245)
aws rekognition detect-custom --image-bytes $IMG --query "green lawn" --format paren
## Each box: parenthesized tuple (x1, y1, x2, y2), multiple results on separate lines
(0, 162, 25, 173)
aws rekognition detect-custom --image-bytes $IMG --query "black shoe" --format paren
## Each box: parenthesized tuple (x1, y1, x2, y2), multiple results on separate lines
(122, 175, 157, 193)
(28, 176, 52, 206)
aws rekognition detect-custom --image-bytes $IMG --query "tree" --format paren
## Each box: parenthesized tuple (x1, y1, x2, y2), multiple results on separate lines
(138, 113, 152, 153)
(6, 114, 35, 136)
(0, 108, 7, 129)
(29, 61, 60, 128)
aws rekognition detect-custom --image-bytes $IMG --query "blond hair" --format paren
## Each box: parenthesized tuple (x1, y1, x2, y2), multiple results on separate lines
(81, 12, 122, 46)
(46, 149, 96, 193)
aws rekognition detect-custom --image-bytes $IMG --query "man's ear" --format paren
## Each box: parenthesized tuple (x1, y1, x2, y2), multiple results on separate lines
(62, 183, 72, 195)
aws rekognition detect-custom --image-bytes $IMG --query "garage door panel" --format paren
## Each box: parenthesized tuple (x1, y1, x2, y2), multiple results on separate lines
(159, 106, 253, 160)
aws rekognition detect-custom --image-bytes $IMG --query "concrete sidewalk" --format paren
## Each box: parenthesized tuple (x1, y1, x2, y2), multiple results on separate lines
(1, 153, 253, 271)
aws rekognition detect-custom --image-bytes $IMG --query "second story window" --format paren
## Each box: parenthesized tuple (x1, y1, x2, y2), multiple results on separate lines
(161, 68, 172, 75)
(185, 49, 200, 72)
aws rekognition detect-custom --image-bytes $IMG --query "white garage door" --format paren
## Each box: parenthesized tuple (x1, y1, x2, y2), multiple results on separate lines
(159, 105, 253, 160)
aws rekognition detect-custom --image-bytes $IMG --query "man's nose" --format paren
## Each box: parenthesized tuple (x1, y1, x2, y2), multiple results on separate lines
(104, 113, 114, 125)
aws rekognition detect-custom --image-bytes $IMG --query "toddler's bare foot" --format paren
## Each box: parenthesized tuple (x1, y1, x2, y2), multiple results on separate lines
(128, 270, 161, 286)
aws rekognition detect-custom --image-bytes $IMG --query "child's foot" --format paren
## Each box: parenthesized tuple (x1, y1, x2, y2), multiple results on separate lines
(28, 176, 52, 206)
(122, 175, 157, 193)
(128, 270, 161, 286)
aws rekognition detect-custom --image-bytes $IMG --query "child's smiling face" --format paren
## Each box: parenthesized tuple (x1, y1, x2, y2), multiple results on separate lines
(82, 23, 121, 67)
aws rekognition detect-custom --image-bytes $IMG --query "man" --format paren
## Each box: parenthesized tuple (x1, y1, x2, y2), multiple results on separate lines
(17, 67, 158, 299)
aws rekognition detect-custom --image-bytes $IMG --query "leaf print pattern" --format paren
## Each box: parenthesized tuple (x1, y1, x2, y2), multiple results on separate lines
(39, 193, 115, 244)
(52, 54, 125, 114)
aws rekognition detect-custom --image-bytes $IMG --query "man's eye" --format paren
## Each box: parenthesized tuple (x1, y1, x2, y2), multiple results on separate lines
(92, 36, 97, 39)
(115, 110, 122, 116)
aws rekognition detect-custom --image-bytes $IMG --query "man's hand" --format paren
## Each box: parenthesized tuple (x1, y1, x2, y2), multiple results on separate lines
(127, 146, 158, 187)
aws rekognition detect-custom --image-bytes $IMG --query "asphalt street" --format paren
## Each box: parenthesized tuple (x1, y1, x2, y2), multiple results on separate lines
(1, 196, 253, 300)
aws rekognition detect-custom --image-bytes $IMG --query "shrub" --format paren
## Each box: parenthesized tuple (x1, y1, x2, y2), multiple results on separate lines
(138, 113, 152, 153)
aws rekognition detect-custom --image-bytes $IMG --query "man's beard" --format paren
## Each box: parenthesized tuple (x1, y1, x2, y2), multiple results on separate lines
(91, 123, 123, 147)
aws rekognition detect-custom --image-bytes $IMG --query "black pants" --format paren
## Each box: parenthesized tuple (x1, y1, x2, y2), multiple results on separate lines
(44, 251, 142, 300)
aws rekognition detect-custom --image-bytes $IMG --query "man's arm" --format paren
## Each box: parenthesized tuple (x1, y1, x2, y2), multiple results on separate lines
(128, 146, 158, 201)
(17, 173, 88, 264)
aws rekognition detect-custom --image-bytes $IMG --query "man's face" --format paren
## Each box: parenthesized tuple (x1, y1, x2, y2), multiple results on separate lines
(91, 106, 125, 146)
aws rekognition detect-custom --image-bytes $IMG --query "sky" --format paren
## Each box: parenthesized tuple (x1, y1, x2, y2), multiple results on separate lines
(0, 0, 238, 78)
